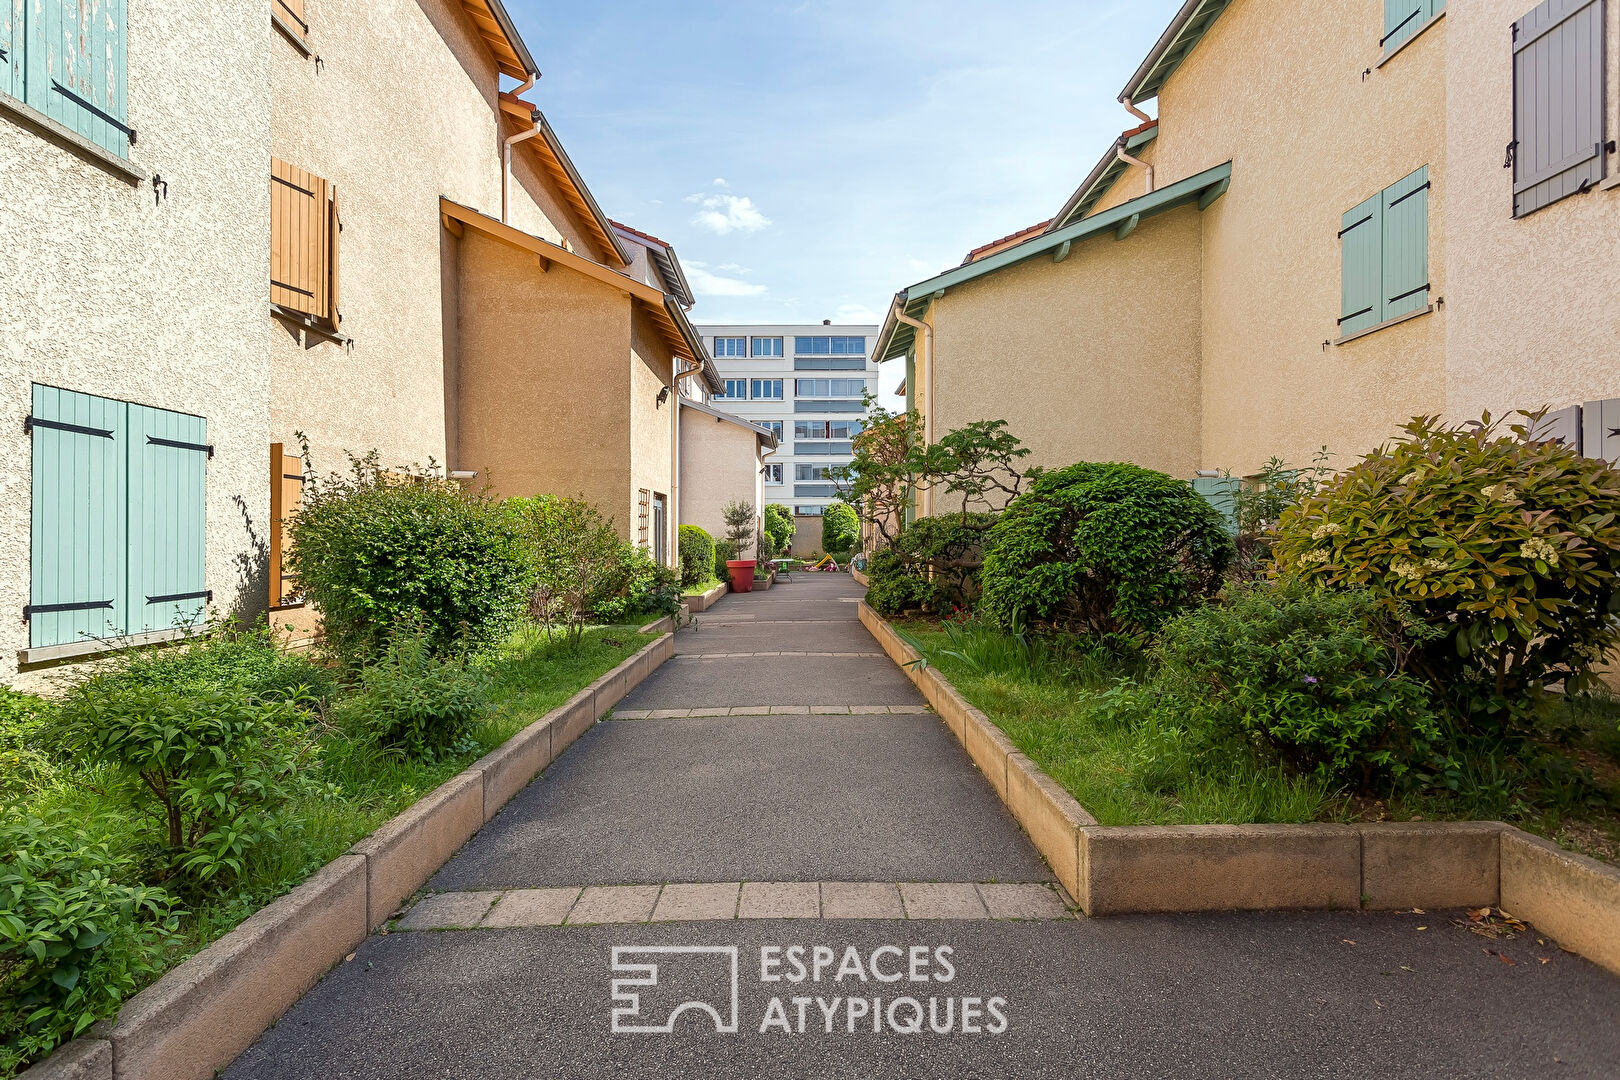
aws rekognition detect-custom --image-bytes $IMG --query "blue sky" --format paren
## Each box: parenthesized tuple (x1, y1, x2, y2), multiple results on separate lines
(503, 1, 1181, 325)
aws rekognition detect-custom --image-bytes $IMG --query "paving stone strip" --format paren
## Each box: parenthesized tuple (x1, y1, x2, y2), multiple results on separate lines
(669, 651, 885, 659)
(396, 882, 1071, 929)
(610, 704, 931, 719)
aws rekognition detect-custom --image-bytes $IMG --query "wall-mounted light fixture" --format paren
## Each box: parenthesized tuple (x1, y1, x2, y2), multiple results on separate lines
(656, 386, 671, 406)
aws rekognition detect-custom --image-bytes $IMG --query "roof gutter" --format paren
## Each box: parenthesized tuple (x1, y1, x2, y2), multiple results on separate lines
(501, 87, 541, 224)
(1121, 0, 1203, 102)
(485, 0, 539, 78)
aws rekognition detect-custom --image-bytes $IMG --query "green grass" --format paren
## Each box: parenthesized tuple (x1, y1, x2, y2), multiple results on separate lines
(897, 619, 1620, 856)
(682, 577, 722, 596)
(4, 622, 653, 1070)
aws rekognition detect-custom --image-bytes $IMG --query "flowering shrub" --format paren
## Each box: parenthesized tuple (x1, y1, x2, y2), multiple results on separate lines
(1273, 413, 1620, 731)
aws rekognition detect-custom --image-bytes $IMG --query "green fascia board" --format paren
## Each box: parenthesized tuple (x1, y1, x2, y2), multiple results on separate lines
(1122, 0, 1233, 103)
(1057, 126, 1161, 228)
(900, 161, 1231, 301)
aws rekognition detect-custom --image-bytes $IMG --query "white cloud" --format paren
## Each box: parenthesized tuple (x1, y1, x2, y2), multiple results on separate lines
(834, 303, 881, 323)
(716, 261, 750, 273)
(711, 177, 729, 188)
(686, 191, 771, 235)
(686, 261, 768, 298)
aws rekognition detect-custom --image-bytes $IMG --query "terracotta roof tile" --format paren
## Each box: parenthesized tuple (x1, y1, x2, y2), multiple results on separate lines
(963, 219, 1052, 264)
(610, 220, 672, 250)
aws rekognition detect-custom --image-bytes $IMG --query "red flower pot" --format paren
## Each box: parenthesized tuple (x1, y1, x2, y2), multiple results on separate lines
(726, 560, 757, 593)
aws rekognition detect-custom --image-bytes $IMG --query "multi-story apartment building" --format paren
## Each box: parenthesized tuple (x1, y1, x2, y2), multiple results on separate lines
(696, 323, 877, 536)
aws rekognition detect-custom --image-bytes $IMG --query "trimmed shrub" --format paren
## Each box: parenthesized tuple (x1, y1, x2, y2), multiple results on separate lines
(821, 501, 859, 557)
(53, 681, 318, 888)
(1131, 581, 1440, 787)
(337, 617, 491, 761)
(678, 525, 715, 588)
(0, 815, 177, 1072)
(288, 451, 527, 661)
(980, 462, 1232, 638)
(714, 540, 737, 581)
(863, 513, 993, 617)
(764, 504, 795, 553)
(1273, 413, 1620, 732)
(510, 495, 625, 646)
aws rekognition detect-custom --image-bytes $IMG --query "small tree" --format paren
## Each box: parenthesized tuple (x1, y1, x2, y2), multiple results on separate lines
(821, 501, 859, 557)
(721, 500, 756, 561)
(763, 504, 795, 552)
(509, 495, 626, 648)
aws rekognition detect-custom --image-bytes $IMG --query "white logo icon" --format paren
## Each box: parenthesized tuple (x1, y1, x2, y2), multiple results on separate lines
(610, 946, 740, 1034)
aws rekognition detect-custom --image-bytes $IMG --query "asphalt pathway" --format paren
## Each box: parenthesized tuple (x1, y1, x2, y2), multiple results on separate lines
(225, 573, 1620, 1079)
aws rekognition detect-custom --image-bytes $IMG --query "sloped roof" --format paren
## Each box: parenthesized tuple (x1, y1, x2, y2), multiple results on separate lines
(679, 398, 779, 449)
(500, 94, 630, 269)
(963, 220, 1052, 264)
(1121, 0, 1233, 104)
(460, 0, 536, 80)
(1047, 121, 1158, 232)
(612, 220, 696, 308)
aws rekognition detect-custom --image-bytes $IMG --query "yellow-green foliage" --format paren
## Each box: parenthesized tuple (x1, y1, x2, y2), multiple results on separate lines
(1273, 413, 1620, 727)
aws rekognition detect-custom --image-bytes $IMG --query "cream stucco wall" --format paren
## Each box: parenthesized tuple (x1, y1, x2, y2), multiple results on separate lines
(678, 408, 763, 544)
(1443, 1, 1620, 421)
(453, 229, 633, 524)
(629, 309, 676, 566)
(1145, 0, 1449, 475)
(269, 0, 564, 477)
(927, 205, 1205, 481)
(0, 5, 269, 684)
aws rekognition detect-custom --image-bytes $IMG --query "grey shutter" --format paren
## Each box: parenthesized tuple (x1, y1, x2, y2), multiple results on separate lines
(1513, 0, 1606, 217)
(1531, 404, 1582, 447)
(1582, 398, 1620, 464)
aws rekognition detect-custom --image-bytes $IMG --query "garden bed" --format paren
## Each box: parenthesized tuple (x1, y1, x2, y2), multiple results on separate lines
(894, 617, 1620, 865)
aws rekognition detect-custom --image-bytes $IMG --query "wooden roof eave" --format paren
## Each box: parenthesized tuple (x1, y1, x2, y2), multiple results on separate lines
(460, 0, 536, 80)
(499, 96, 630, 269)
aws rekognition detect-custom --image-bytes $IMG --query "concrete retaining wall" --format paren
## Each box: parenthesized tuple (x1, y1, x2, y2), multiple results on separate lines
(24, 633, 676, 1080)
(683, 581, 728, 613)
(856, 602, 1620, 977)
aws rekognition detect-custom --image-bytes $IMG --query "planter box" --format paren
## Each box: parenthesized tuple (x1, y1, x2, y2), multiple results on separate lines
(683, 580, 728, 613)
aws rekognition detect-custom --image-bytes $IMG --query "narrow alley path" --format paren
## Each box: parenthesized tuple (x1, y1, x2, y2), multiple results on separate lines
(225, 574, 1620, 1079)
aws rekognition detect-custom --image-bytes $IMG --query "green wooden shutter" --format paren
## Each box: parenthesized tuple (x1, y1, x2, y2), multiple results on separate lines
(1384, 0, 1442, 53)
(127, 404, 209, 634)
(1339, 194, 1383, 337)
(1191, 476, 1238, 536)
(0, 0, 19, 99)
(1380, 166, 1429, 321)
(28, 386, 127, 648)
(27, 0, 129, 156)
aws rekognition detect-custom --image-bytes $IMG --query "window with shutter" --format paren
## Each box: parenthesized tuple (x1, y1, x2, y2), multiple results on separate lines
(268, 443, 305, 607)
(1530, 404, 1582, 447)
(1383, 0, 1444, 54)
(22, 0, 130, 156)
(1339, 167, 1430, 339)
(270, 158, 341, 327)
(1191, 476, 1238, 536)
(27, 386, 209, 650)
(273, 0, 309, 44)
(1512, 0, 1605, 217)
(1582, 398, 1620, 464)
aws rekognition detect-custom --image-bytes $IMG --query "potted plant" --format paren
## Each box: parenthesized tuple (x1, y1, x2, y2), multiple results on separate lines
(721, 499, 758, 592)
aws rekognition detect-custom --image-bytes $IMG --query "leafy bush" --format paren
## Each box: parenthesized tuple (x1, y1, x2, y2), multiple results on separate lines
(757, 529, 779, 568)
(93, 620, 336, 707)
(0, 690, 54, 800)
(0, 815, 177, 1072)
(1127, 582, 1440, 786)
(288, 449, 527, 661)
(53, 683, 317, 888)
(863, 513, 994, 617)
(1273, 413, 1620, 732)
(612, 547, 682, 620)
(821, 501, 859, 557)
(338, 618, 491, 761)
(714, 539, 738, 581)
(678, 525, 715, 588)
(763, 504, 795, 553)
(980, 462, 1232, 639)
(510, 495, 626, 646)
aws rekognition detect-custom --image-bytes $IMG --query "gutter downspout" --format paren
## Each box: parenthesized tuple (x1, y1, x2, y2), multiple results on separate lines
(1116, 96, 1154, 196)
(667, 361, 707, 571)
(500, 72, 539, 224)
(893, 303, 934, 518)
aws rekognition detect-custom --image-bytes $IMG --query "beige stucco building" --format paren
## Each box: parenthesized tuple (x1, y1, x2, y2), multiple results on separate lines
(678, 398, 775, 545)
(876, 0, 1620, 498)
(0, 3, 269, 683)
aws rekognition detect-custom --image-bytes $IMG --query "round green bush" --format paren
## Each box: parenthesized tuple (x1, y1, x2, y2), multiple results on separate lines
(1140, 581, 1440, 786)
(288, 452, 527, 661)
(821, 501, 859, 557)
(1273, 413, 1620, 731)
(677, 525, 715, 588)
(979, 462, 1232, 638)
(863, 513, 993, 617)
(763, 504, 795, 552)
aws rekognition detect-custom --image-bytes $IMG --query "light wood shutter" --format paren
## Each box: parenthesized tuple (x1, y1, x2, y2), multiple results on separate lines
(270, 158, 335, 324)
(269, 443, 305, 607)
(274, 0, 308, 38)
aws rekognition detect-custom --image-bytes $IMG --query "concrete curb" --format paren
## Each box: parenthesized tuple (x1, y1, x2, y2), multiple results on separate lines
(637, 614, 676, 634)
(683, 581, 729, 613)
(25, 633, 675, 1080)
(855, 602, 1620, 975)
(851, 567, 870, 588)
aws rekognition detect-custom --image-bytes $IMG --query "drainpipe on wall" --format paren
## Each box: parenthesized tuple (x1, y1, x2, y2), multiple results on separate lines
(501, 72, 539, 224)
(668, 361, 707, 569)
(893, 303, 934, 517)
(1116, 95, 1155, 197)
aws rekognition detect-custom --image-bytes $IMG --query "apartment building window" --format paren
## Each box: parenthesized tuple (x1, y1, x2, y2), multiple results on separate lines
(794, 505, 825, 516)
(714, 337, 747, 357)
(795, 463, 838, 481)
(271, 158, 342, 330)
(758, 420, 784, 440)
(795, 420, 864, 439)
(764, 463, 784, 484)
(26, 385, 209, 651)
(752, 379, 784, 400)
(718, 379, 748, 399)
(1338, 166, 1429, 338)
(1511, 0, 1605, 217)
(1382, 0, 1444, 56)
(795, 379, 868, 398)
(794, 336, 866, 355)
(3, 0, 131, 157)
(751, 337, 784, 357)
